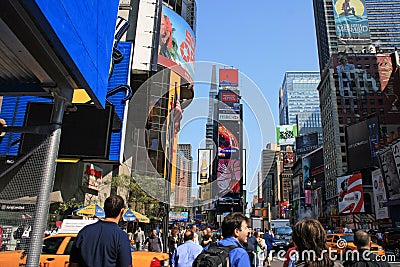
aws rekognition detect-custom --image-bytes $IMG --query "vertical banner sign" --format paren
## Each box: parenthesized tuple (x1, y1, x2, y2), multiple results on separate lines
(371, 169, 389, 219)
(198, 149, 211, 185)
(337, 173, 365, 214)
(388, 142, 400, 200)
(379, 147, 400, 201)
(82, 163, 103, 191)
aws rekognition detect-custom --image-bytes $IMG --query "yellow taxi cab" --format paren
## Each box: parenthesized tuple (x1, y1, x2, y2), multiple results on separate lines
(0, 219, 169, 267)
(326, 233, 385, 256)
(0, 233, 169, 267)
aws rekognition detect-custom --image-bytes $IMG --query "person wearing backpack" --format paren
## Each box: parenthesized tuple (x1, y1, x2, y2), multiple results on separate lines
(193, 212, 251, 267)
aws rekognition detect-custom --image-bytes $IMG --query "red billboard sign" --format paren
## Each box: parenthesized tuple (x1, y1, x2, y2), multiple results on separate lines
(221, 92, 239, 103)
(219, 69, 238, 87)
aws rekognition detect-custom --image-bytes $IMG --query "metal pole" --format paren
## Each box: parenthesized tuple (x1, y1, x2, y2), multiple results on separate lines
(26, 96, 64, 267)
(268, 202, 271, 230)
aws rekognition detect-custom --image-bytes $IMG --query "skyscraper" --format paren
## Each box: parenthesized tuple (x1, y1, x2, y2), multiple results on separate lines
(279, 71, 322, 136)
(313, 0, 400, 70)
(175, 144, 192, 207)
(313, 0, 400, 225)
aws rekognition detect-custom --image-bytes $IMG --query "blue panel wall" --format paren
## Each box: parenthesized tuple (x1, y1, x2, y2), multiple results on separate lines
(107, 42, 132, 162)
(30, 0, 119, 107)
(0, 97, 51, 156)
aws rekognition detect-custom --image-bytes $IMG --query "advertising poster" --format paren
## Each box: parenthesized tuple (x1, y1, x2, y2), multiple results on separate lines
(337, 173, 365, 214)
(302, 157, 311, 189)
(379, 147, 400, 201)
(158, 6, 195, 83)
(296, 132, 319, 155)
(376, 54, 394, 92)
(293, 176, 300, 200)
(283, 150, 294, 168)
(387, 143, 400, 200)
(82, 163, 103, 191)
(219, 69, 239, 87)
(334, 53, 379, 97)
(276, 125, 297, 146)
(217, 123, 241, 195)
(333, 0, 370, 44)
(169, 211, 189, 222)
(197, 149, 211, 184)
(371, 169, 389, 219)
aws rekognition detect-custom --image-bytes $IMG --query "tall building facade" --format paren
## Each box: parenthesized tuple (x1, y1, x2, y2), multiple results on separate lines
(313, 0, 400, 70)
(279, 71, 321, 128)
(313, 0, 400, 227)
(261, 144, 280, 218)
(174, 144, 192, 207)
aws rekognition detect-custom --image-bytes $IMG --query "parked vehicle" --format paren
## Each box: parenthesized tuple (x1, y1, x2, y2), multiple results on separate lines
(270, 219, 290, 230)
(382, 228, 400, 258)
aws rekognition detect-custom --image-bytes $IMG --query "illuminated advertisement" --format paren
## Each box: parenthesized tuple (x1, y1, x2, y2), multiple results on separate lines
(221, 91, 239, 103)
(158, 6, 195, 83)
(219, 69, 239, 87)
(371, 169, 389, 220)
(197, 149, 211, 185)
(169, 211, 189, 222)
(337, 173, 365, 214)
(333, 0, 370, 44)
(389, 142, 400, 200)
(217, 123, 241, 195)
(276, 125, 297, 146)
(296, 132, 319, 155)
(283, 150, 294, 168)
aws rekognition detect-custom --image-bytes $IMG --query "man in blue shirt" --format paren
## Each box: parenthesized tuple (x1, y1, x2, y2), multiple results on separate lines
(171, 230, 203, 267)
(218, 212, 251, 267)
(70, 195, 132, 267)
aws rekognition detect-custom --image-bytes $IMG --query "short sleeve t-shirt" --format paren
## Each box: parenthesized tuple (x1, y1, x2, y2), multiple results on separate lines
(70, 221, 132, 267)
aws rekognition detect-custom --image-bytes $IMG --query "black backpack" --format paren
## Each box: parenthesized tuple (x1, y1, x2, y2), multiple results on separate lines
(193, 243, 237, 267)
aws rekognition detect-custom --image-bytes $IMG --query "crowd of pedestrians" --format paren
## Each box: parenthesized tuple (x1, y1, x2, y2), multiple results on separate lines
(68, 197, 394, 267)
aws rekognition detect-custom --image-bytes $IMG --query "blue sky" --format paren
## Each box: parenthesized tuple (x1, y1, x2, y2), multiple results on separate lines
(178, 1, 320, 204)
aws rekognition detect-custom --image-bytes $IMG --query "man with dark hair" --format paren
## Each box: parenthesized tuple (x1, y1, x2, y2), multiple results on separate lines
(219, 212, 251, 267)
(70, 195, 132, 267)
(344, 230, 390, 267)
(245, 227, 257, 267)
(171, 230, 203, 267)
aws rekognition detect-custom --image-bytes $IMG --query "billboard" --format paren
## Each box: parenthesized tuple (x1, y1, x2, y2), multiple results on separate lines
(82, 163, 102, 191)
(296, 132, 319, 155)
(293, 176, 301, 200)
(346, 116, 379, 172)
(217, 122, 241, 195)
(379, 147, 400, 201)
(158, 6, 195, 83)
(337, 173, 365, 214)
(333, 0, 370, 44)
(371, 169, 389, 219)
(334, 53, 381, 96)
(221, 91, 239, 103)
(197, 149, 212, 185)
(276, 125, 297, 146)
(168, 211, 189, 222)
(283, 150, 294, 168)
(219, 69, 239, 87)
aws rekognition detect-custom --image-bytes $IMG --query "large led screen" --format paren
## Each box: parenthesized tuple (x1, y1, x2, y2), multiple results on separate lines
(158, 6, 195, 83)
(346, 116, 379, 172)
(296, 132, 319, 156)
(217, 123, 241, 195)
(276, 125, 297, 146)
(219, 69, 238, 87)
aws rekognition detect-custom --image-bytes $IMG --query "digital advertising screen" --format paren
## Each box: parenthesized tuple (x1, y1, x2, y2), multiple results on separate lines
(276, 125, 297, 146)
(158, 5, 195, 83)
